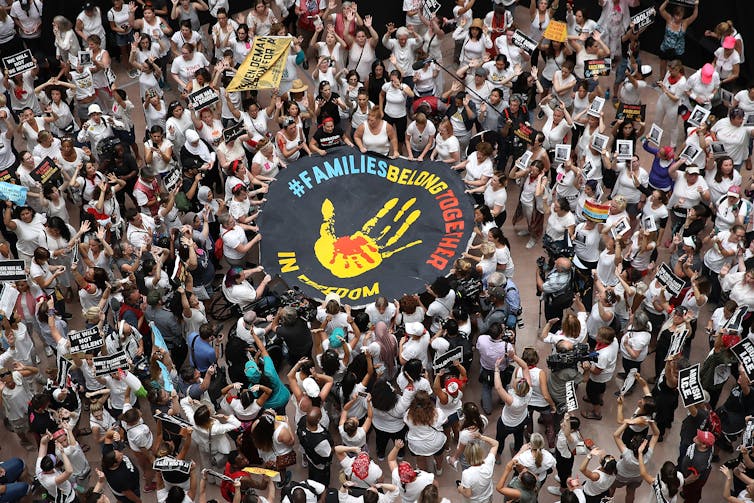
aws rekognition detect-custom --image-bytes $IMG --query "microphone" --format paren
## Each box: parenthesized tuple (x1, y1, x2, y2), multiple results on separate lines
(412, 58, 436, 71)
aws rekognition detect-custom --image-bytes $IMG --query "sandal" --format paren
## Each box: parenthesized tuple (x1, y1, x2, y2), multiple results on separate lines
(581, 411, 602, 420)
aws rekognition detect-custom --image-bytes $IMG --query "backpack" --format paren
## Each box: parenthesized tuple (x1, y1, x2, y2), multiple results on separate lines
(703, 409, 722, 438)
(214, 230, 231, 260)
(446, 334, 473, 369)
(281, 480, 317, 503)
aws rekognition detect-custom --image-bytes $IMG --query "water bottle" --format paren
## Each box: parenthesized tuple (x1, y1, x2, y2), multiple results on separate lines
(605, 89, 611, 101)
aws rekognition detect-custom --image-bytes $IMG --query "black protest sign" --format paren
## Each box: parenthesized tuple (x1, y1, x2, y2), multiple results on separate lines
(2, 50, 34, 77)
(56, 353, 71, 387)
(731, 339, 754, 382)
(511, 30, 538, 55)
(153, 456, 192, 474)
(584, 58, 611, 78)
(0, 260, 26, 281)
(432, 346, 463, 370)
(30, 157, 63, 189)
(724, 306, 749, 335)
(188, 86, 219, 110)
(514, 123, 537, 144)
(163, 165, 182, 193)
(631, 7, 656, 31)
(223, 121, 245, 143)
(665, 325, 688, 361)
(656, 263, 684, 297)
(68, 327, 103, 354)
(565, 380, 578, 411)
(616, 103, 646, 122)
(678, 364, 704, 408)
(618, 368, 637, 396)
(93, 350, 130, 376)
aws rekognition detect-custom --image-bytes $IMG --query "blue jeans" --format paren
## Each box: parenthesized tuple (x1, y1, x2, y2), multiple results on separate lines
(0, 458, 28, 503)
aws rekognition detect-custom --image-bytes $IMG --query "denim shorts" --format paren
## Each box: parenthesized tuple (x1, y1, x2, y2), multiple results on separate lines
(115, 31, 134, 47)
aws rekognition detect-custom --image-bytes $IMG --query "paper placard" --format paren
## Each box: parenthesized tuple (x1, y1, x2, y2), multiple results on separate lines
(731, 339, 754, 382)
(163, 165, 182, 193)
(587, 97, 605, 117)
(511, 30, 538, 55)
(0, 260, 25, 281)
(242, 466, 281, 481)
(78, 50, 92, 67)
(432, 346, 463, 370)
(93, 350, 129, 376)
(679, 144, 702, 164)
(610, 217, 630, 239)
(631, 7, 656, 31)
(2, 50, 34, 77)
(30, 157, 63, 189)
(616, 139, 633, 161)
(154, 410, 193, 428)
(678, 364, 704, 408)
(0, 182, 27, 206)
(188, 86, 219, 110)
(618, 368, 637, 396)
(153, 456, 192, 474)
(665, 325, 688, 361)
(641, 214, 657, 232)
(68, 327, 103, 354)
(554, 144, 570, 163)
(0, 284, 19, 318)
(515, 150, 533, 169)
(584, 58, 611, 78)
(743, 419, 754, 448)
(590, 133, 608, 152)
(56, 353, 71, 388)
(421, 0, 441, 20)
(656, 262, 684, 297)
(687, 105, 710, 128)
(647, 124, 663, 146)
(616, 103, 646, 123)
(721, 88, 734, 109)
(223, 121, 245, 143)
(543, 21, 567, 42)
(565, 380, 578, 411)
(723, 306, 748, 335)
(709, 141, 727, 158)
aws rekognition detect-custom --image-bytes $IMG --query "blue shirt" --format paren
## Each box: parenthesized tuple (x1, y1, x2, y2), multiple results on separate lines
(187, 332, 216, 373)
(260, 355, 291, 410)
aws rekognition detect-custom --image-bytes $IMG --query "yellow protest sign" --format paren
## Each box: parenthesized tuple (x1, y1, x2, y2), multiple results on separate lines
(242, 467, 281, 481)
(543, 21, 567, 43)
(227, 36, 293, 92)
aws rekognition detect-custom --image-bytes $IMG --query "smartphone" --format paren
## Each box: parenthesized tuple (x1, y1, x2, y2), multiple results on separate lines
(358, 391, 368, 398)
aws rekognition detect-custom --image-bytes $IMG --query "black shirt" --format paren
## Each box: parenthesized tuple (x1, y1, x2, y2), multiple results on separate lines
(103, 445, 141, 497)
(28, 407, 56, 435)
(276, 318, 313, 354)
(313, 125, 345, 150)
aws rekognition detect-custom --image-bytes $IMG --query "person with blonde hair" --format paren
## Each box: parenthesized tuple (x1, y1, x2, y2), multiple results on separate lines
(493, 349, 532, 461)
(457, 433, 499, 503)
(514, 433, 556, 490)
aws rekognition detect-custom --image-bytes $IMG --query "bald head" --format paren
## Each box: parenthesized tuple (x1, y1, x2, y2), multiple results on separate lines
(555, 258, 572, 272)
(306, 408, 322, 428)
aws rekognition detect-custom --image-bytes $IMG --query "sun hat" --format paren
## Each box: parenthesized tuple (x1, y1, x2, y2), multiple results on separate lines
(289, 79, 308, 93)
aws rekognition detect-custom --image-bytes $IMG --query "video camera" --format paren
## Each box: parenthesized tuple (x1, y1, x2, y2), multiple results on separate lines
(279, 287, 318, 322)
(546, 343, 598, 371)
(542, 235, 574, 262)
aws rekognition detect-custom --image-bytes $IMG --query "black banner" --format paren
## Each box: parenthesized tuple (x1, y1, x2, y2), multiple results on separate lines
(584, 58, 611, 78)
(0, 260, 26, 281)
(656, 263, 684, 297)
(93, 350, 129, 376)
(616, 103, 646, 122)
(188, 86, 219, 110)
(511, 30, 537, 55)
(223, 122, 245, 143)
(68, 327, 103, 354)
(631, 7, 656, 32)
(514, 123, 537, 144)
(153, 456, 192, 474)
(432, 346, 463, 370)
(30, 157, 63, 189)
(731, 339, 754, 382)
(678, 364, 705, 407)
(2, 50, 34, 77)
(257, 146, 475, 305)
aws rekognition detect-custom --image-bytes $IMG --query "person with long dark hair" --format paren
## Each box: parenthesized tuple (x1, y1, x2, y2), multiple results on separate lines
(371, 379, 416, 461)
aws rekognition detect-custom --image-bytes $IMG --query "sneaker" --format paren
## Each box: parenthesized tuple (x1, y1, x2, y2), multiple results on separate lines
(446, 456, 459, 471)
(516, 229, 530, 237)
(554, 474, 560, 483)
(435, 466, 443, 476)
(378, 456, 385, 462)
(128, 69, 141, 79)
(547, 486, 562, 496)
(44, 346, 53, 357)
(525, 238, 537, 249)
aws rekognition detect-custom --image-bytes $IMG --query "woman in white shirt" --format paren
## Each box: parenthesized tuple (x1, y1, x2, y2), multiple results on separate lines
(580, 449, 618, 503)
(53, 16, 80, 65)
(706, 156, 741, 206)
(405, 113, 435, 160)
(514, 433, 556, 487)
(457, 434, 498, 503)
(540, 101, 574, 152)
(455, 18, 492, 66)
(3, 204, 45, 265)
(611, 156, 649, 221)
(380, 70, 414, 143)
(493, 351, 532, 462)
(180, 397, 241, 476)
(638, 452, 683, 503)
(404, 391, 447, 472)
(545, 196, 576, 245)
(619, 309, 652, 377)
(703, 225, 745, 304)
(453, 141, 494, 200)
(713, 36, 741, 87)
(431, 118, 460, 165)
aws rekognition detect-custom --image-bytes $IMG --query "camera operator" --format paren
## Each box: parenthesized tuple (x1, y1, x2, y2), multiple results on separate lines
(581, 327, 619, 421)
(585, 279, 617, 351)
(546, 340, 582, 422)
(476, 275, 521, 334)
(536, 257, 574, 332)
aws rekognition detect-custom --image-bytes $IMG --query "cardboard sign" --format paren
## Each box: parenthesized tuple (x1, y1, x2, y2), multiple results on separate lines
(188, 86, 219, 110)
(93, 350, 129, 376)
(647, 124, 663, 146)
(731, 338, 754, 382)
(678, 364, 705, 408)
(591, 132, 609, 152)
(679, 144, 702, 164)
(163, 165, 182, 193)
(30, 157, 63, 189)
(515, 150, 533, 169)
(665, 325, 688, 361)
(222, 121, 245, 143)
(618, 368, 637, 396)
(584, 58, 611, 78)
(0, 182, 27, 206)
(68, 327, 103, 354)
(616, 103, 646, 122)
(543, 20, 567, 42)
(0, 284, 18, 319)
(709, 141, 727, 158)
(0, 260, 25, 281)
(656, 263, 684, 297)
(554, 144, 570, 163)
(587, 97, 605, 117)
(610, 217, 631, 239)
(514, 123, 537, 144)
(511, 30, 538, 55)
(2, 50, 34, 77)
(565, 380, 578, 411)
(615, 139, 633, 161)
(687, 105, 710, 128)
(723, 306, 749, 335)
(631, 7, 656, 31)
(153, 456, 192, 474)
(432, 346, 463, 370)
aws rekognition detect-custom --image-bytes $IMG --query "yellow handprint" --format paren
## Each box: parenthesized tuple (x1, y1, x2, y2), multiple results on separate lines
(314, 197, 423, 278)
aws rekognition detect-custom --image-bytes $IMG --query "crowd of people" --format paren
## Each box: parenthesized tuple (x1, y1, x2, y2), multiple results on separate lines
(0, 1, 750, 503)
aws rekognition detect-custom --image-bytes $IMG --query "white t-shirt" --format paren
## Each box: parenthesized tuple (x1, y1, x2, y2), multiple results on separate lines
(170, 52, 210, 86)
(515, 448, 556, 482)
(434, 134, 460, 162)
(711, 117, 754, 165)
(500, 390, 531, 426)
(460, 451, 496, 503)
(591, 339, 619, 383)
(620, 329, 651, 362)
(405, 408, 448, 457)
(703, 230, 739, 273)
(340, 455, 382, 488)
(391, 467, 434, 503)
(546, 207, 575, 241)
(714, 47, 741, 80)
(381, 82, 409, 118)
(464, 152, 493, 185)
(668, 175, 709, 209)
(222, 226, 248, 261)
